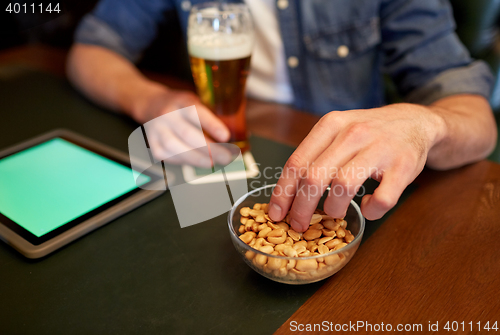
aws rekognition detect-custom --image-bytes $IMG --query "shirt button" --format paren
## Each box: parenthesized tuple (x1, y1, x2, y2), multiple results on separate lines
(287, 56, 299, 68)
(337, 45, 349, 58)
(181, 0, 191, 11)
(277, 0, 289, 10)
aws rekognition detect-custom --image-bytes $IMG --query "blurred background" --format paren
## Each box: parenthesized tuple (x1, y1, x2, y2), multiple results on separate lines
(1, 0, 499, 161)
(0, 0, 192, 80)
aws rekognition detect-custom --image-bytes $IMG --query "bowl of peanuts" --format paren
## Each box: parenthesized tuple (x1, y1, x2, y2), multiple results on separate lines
(228, 184, 365, 284)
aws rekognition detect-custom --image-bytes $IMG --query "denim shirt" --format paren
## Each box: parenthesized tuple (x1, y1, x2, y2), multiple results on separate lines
(75, 0, 494, 115)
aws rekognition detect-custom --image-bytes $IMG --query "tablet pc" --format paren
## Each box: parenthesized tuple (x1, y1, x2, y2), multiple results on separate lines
(0, 129, 167, 259)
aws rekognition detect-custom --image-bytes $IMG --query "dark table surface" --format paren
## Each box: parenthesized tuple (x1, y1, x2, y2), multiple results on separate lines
(1, 45, 499, 335)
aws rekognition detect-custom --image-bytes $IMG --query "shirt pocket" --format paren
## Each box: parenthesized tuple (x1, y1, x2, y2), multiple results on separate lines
(301, 17, 383, 111)
(303, 17, 381, 61)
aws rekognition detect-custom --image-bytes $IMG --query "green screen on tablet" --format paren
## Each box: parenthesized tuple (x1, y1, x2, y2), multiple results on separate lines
(0, 138, 150, 238)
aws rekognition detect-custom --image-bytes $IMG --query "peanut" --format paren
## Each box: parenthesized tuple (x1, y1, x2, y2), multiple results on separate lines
(334, 242, 348, 251)
(336, 226, 346, 239)
(296, 259, 318, 272)
(274, 244, 287, 252)
(338, 219, 347, 228)
(254, 238, 265, 249)
(325, 238, 343, 249)
(267, 255, 285, 270)
(245, 220, 254, 232)
(306, 240, 316, 250)
(245, 250, 255, 260)
(323, 220, 340, 231)
(261, 239, 275, 247)
(309, 223, 324, 230)
(298, 250, 311, 257)
(318, 244, 329, 255)
(288, 229, 302, 241)
(267, 228, 285, 237)
(258, 226, 272, 238)
(310, 214, 323, 225)
(239, 231, 256, 244)
(283, 246, 298, 258)
(293, 245, 307, 254)
(259, 245, 274, 254)
(267, 221, 280, 230)
(238, 225, 245, 234)
(261, 203, 269, 213)
(277, 222, 290, 232)
(257, 223, 268, 231)
(250, 209, 265, 217)
(268, 232, 287, 244)
(325, 253, 340, 266)
(293, 240, 308, 249)
(345, 232, 354, 243)
(318, 236, 333, 244)
(322, 228, 336, 237)
(255, 215, 267, 223)
(287, 259, 296, 270)
(303, 228, 322, 241)
(254, 254, 267, 267)
(240, 207, 251, 217)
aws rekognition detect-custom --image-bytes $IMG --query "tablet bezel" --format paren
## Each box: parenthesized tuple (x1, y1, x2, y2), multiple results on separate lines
(0, 129, 167, 258)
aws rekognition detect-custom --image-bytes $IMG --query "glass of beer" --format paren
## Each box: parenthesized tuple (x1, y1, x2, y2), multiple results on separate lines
(188, 2, 254, 152)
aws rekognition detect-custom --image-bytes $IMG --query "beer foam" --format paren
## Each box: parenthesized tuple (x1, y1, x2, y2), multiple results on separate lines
(188, 33, 253, 61)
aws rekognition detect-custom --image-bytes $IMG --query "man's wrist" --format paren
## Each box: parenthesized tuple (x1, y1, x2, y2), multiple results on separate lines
(423, 104, 448, 150)
(127, 80, 170, 123)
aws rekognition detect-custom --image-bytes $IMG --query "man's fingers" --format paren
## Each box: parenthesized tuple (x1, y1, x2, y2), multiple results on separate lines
(268, 114, 345, 222)
(360, 171, 407, 220)
(168, 112, 209, 149)
(149, 128, 212, 168)
(287, 154, 359, 232)
(189, 102, 231, 143)
(323, 153, 380, 219)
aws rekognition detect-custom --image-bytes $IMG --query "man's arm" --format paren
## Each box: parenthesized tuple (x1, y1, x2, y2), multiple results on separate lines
(268, 96, 497, 232)
(67, 43, 163, 119)
(427, 94, 497, 169)
(67, 44, 231, 167)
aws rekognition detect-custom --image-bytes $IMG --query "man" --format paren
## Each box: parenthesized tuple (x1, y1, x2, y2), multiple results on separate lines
(67, 0, 497, 233)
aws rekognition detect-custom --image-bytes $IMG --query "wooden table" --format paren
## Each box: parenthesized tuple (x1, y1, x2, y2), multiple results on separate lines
(1, 45, 499, 334)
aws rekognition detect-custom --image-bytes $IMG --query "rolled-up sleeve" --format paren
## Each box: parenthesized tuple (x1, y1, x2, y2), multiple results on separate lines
(74, 0, 173, 62)
(380, 0, 494, 105)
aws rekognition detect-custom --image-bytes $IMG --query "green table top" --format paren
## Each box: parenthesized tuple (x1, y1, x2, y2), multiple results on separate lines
(0, 67, 409, 334)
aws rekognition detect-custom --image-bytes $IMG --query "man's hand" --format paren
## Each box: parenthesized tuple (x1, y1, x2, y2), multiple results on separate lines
(133, 87, 232, 168)
(268, 95, 496, 233)
(268, 103, 446, 232)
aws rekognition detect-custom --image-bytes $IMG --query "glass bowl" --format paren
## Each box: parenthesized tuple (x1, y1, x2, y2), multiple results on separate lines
(228, 184, 365, 284)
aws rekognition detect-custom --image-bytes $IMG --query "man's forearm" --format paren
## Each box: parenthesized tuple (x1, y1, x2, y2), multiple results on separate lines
(66, 43, 166, 122)
(425, 94, 497, 170)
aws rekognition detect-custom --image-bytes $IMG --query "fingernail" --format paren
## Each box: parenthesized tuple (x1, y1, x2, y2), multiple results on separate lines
(290, 219, 305, 233)
(268, 203, 281, 221)
(216, 129, 229, 142)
